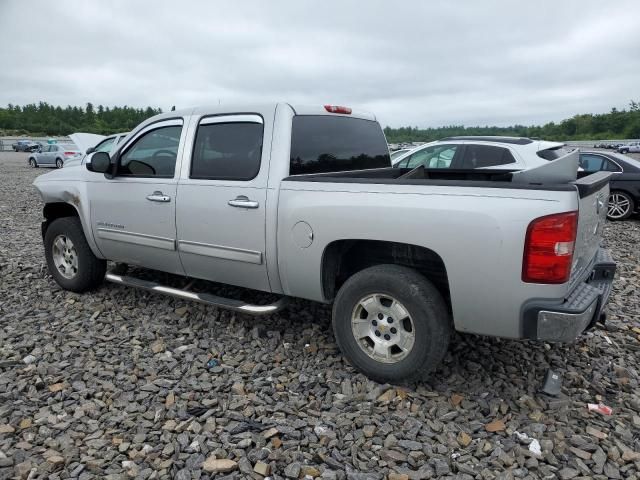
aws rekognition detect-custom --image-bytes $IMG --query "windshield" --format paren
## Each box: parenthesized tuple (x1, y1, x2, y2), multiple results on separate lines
(390, 149, 409, 160)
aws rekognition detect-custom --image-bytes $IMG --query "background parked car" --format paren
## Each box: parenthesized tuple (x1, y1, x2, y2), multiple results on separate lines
(28, 144, 81, 168)
(579, 151, 640, 220)
(617, 142, 640, 154)
(63, 132, 128, 168)
(12, 140, 41, 152)
(391, 136, 572, 171)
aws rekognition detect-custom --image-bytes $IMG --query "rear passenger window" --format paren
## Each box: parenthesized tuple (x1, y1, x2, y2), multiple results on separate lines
(461, 145, 516, 168)
(191, 120, 263, 181)
(579, 154, 605, 172)
(290, 116, 390, 175)
(604, 160, 622, 172)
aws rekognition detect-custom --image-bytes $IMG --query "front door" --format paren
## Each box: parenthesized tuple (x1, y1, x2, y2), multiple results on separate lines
(176, 114, 270, 291)
(90, 119, 186, 275)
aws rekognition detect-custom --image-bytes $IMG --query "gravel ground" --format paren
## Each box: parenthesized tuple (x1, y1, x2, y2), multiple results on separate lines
(1, 151, 639, 480)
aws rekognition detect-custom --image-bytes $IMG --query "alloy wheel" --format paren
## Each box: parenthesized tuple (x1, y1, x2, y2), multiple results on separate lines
(52, 235, 78, 279)
(607, 193, 631, 219)
(351, 293, 416, 364)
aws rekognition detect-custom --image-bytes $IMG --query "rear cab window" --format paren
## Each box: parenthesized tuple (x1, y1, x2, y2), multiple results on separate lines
(290, 116, 390, 175)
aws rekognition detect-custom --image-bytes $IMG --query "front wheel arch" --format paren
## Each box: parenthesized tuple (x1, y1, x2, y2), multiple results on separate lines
(42, 202, 80, 239)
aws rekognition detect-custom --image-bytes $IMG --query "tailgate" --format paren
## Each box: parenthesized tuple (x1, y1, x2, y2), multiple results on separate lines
(570, 171, 611, 285)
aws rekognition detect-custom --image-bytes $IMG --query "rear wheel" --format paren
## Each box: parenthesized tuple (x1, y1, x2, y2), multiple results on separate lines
(29, 158, 38, 168)
(44, 217, 106, 292)
(332, 264, 451, 383)
(55, 158, 64, 168)
(607, 191, 634, 220)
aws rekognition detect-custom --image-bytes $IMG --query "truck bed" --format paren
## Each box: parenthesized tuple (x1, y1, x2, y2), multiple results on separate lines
(283, 166, 609, 196)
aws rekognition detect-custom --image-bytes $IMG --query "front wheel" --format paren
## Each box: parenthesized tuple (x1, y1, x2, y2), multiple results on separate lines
(29, 158, 38, 168)
(607, 191, 634, 220)
(55, 158, 64, 168)
(44, 217, 106, 292)
(332, 264, 451, 383)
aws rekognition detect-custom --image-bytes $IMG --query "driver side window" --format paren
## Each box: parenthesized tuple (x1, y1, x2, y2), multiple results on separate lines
(119, 125, 182, 178)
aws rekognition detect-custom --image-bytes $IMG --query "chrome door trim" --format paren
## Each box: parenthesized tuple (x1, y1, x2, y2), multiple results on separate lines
(97, 228, 176, 251)
(118, 118, 184, 153)
(200, 114, 263, 125)
(178, 240, 263, 264)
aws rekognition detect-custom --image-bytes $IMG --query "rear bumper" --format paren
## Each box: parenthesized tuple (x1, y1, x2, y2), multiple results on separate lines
(522, 248, 616, 342)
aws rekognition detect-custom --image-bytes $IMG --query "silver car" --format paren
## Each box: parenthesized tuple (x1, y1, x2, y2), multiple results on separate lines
(28, 144, 81, 168)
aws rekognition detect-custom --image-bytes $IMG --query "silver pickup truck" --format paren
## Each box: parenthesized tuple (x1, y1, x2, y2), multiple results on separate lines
(33, 103, 615, 382)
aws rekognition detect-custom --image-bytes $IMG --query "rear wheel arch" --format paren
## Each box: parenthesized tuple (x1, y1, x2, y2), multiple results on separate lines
(321, 239, 452, 311)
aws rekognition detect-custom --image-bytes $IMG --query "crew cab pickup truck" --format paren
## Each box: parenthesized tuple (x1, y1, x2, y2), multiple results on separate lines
(33, 103, 615, 382)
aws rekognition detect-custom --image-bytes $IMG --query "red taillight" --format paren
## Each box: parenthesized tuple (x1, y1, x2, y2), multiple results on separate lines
(522, 211, 578, 284)
(64, 151, 76, 156)
(324, 105, 352, 114)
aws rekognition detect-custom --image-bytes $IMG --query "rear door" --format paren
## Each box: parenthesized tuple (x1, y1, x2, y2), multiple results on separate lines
(176, 113, 271, 291)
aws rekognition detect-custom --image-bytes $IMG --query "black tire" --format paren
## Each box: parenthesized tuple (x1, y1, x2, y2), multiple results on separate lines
(29, 158, 38, 168)
(44, 217, 106, 292)
(55, 158, 64, 168)
(332, 264, 451, 383)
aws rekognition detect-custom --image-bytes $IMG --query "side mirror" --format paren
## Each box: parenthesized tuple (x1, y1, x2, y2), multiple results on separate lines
(86, 147, 96, 154)
(88, 151, 111, 173)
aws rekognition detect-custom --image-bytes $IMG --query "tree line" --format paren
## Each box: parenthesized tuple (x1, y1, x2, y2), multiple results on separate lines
(0, 102, 163, 136)
(385, 100, 640, 143)
(1, 100, 639, 141)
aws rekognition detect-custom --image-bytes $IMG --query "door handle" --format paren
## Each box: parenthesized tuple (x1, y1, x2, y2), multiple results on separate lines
(228, 195, 259, 209)
(146, 191, 171, 202)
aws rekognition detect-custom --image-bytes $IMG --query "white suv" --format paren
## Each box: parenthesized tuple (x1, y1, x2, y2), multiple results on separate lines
(392, 136, 571, 171)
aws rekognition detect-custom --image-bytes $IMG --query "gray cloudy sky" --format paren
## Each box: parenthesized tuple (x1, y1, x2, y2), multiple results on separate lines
(1, 0, 639, 128)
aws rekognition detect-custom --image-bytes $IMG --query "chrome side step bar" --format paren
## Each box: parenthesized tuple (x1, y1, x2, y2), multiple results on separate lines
(105, 272, 289, 316)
